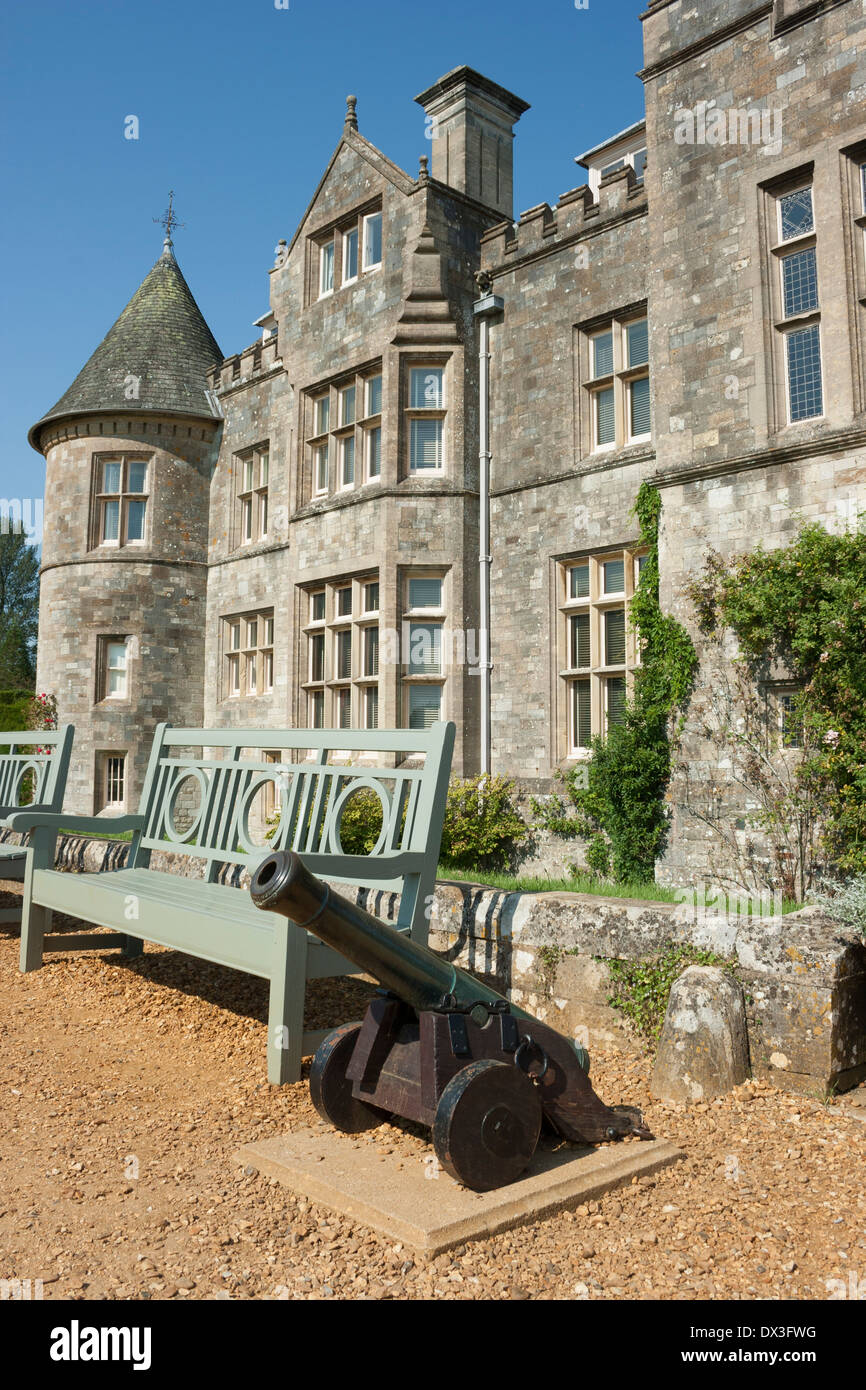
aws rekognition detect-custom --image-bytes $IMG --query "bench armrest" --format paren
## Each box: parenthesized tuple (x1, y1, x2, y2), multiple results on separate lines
(2, 811, 145, 835)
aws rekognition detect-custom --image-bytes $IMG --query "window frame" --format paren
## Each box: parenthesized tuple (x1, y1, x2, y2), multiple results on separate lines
(92, 454, 150, 550)
(222, 608, 274, 700)
(764, 176, 824, 427)
(305, 364, 383, 501)
(300, 574, 380, 730)
(235, 444, 270, 546)
(558, 548, 647, 759)
(362, 211, 383, 271)
(401, 569, 447, 730)
(96, 751, 127, 813)
(98, 636, 130, 703)
(406, 362, 447, 475)
(319, 237, 335, 299)
(583, 314, 650, 455)
(342, 225, 359, 286)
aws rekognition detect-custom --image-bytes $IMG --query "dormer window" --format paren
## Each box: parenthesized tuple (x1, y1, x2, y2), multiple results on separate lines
(577, 126, 647, 198)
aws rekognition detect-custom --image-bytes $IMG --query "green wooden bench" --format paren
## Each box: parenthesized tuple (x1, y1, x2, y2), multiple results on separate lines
(0, 725, 74, 926)
(9, 722, 454, 1083)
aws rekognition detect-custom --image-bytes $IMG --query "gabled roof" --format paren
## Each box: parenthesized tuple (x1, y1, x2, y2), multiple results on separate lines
(283, 122, 416, 260)
(29, 240, 223, 451)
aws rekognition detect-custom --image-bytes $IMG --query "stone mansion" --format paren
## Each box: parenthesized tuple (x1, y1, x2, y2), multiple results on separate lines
(29, 0, 866, 882)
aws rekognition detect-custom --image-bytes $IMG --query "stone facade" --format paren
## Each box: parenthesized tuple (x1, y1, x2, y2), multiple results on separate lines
(642, 0, 866, 882)
(29, 13, 866, 885)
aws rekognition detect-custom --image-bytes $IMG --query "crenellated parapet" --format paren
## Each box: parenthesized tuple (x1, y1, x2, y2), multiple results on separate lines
(480, 165, 646, 271)
(209, 334, 283, 395)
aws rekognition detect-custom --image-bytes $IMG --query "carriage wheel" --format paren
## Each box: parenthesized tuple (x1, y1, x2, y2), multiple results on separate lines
(309, 1023, 390, 1133)
(432, 1058, 542, 1192)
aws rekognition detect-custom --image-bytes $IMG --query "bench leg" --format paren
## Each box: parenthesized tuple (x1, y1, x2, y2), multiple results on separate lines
(267, 921, 308, 1085)
(119, 935, 144, 959)
(20, 903, 49, 973)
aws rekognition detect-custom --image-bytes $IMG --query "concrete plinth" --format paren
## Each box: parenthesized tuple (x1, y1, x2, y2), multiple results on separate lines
(235, 1132, 683, 1254)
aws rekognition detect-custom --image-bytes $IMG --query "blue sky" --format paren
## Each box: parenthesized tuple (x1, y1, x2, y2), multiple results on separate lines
(0, 0, 646, 510)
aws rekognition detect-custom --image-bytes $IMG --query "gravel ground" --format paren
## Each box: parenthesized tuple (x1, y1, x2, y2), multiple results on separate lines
(1, 884, 864, 1302)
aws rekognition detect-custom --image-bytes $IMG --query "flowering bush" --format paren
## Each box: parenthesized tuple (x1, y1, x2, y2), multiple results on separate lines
(25, 691, 58, 756)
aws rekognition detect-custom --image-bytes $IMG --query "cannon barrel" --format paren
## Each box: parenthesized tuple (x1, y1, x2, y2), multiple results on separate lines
(249, 849, 591, 1072)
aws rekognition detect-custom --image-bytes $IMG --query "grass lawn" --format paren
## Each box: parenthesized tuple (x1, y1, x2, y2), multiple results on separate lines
(436, 863, 681, 903)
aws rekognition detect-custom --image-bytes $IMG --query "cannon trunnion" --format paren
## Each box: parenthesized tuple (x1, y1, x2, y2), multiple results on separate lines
(250, 850, 651, 1193)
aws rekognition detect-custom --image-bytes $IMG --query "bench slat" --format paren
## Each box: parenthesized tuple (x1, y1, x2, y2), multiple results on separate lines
(19, 721, 455, 1085)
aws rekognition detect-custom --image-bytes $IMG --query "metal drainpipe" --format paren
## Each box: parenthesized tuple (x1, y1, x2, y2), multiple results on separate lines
(473, 287, 504, 777)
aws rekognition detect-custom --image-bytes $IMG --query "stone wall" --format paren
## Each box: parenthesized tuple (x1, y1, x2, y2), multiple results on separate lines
(10, 830, 863, 1098)
(204, 124, 504, 776)
(480, 173, 651, 784)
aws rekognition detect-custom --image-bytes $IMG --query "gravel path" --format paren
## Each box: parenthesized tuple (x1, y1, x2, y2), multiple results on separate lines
(1, 887, 864, 1301)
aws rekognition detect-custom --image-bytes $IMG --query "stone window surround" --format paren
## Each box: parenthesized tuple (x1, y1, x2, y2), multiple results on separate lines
(89, 451, 150, 551)
(309, 199, 383, 306)
(234, 442, 270, 548)
(95, 750, 127, 814)
(305, 362, 383, 503)
(579, 309, 650, 458)
(95, 635, 131, 705)
(764, 681, 805, 751)
(841, 138, 866, 416)
(555, 547, 646, 763)
(222, 609, 275, 700)
(759, 164, 825, 431)
(301, 572, 380, 730)
(402, 355, 450, 478)
(401, 568, 449, 732)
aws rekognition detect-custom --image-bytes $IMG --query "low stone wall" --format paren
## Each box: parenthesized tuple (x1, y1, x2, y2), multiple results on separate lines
(3, 830, 864, 1099)
(425, 884, 866, 1099)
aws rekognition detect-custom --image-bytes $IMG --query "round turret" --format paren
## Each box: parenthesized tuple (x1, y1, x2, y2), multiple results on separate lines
(29, 238, 223, 814)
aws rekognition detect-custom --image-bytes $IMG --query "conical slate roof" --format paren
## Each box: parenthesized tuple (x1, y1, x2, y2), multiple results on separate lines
(29, 240, 223, 450)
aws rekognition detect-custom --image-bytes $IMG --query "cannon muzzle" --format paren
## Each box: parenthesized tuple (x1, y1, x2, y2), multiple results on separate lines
(251, 848, 499, 1022)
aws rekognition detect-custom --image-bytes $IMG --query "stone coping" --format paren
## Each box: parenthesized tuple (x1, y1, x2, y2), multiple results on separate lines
(1, 828, 861, 984)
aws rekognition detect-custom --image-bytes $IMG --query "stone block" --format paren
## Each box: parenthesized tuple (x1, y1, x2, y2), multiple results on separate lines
(651, 965, 749, 1104)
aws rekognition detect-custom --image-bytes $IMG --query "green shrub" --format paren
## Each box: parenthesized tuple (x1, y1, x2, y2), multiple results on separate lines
(811, 875, 866, 942)
(0, 688, 36, 737)
(686, 518, 866, 881)
(337, 788, 385, 855)
(607, 941, 738, 1045)
(265, 786, 386, 854)
(439, 775, 527, 871)
(584, 833, 611, 878)
(533, 484, 697, 881)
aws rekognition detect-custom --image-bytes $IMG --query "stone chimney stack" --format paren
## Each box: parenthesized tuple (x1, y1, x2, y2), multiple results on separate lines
(414, 66, 530, 220)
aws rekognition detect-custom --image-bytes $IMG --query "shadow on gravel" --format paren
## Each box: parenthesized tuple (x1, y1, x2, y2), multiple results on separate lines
(0, 884, 377, 1041)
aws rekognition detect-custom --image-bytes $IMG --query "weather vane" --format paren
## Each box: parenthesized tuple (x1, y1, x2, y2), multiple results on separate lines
(154, 190, 185, 242)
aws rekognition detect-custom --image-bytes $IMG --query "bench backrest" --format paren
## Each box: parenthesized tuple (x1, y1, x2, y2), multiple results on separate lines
(130, 723, 455, 937)
(0, 725, 74, 816)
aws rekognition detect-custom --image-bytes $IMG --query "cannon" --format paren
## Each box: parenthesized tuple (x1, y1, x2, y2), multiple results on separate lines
(250, 850, 651, 1192)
